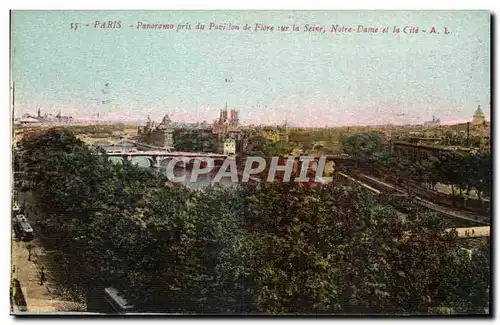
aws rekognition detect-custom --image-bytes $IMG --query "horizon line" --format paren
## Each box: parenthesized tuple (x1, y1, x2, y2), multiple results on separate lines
(13, 117, 487, 128)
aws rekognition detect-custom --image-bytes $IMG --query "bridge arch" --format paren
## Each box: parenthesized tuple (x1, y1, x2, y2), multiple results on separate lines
(158, 157, 175, 166)
(130, 156, 154, 168)
(109, 157, 125, 165)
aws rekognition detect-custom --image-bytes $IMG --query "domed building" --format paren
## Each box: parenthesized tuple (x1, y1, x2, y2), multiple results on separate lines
(138, 114, 175, 149)
(472, 105, 486, 126)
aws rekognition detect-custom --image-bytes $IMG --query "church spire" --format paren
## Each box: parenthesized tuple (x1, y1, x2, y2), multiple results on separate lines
(221, 102, 228, 121)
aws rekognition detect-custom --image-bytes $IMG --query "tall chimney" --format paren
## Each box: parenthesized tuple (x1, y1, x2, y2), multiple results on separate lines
(466, 122, 470, 147)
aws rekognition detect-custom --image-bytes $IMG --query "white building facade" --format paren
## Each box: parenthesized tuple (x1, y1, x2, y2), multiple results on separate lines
(223, 139, 236, 155)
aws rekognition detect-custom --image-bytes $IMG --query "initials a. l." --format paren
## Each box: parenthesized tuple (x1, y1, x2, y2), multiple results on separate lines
(429, 27, 449, 34)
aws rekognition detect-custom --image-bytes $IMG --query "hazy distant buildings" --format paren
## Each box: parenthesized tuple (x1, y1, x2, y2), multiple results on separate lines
(174, 120, 211, 130)
(212, 103, 240, 135)
(15, 108, 74, 125)
(138, 114, 175, 149)
(212, 104, 242, 154)
(424, 115, 441, 126)
(135, 105, 242, 153)
(262, 121, 289, 143)
(15, 117, 41, 126)
(54, 112, 74, 123)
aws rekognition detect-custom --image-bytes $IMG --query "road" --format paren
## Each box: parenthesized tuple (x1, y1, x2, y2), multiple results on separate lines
(337, 172, 489, 225)
(11, 193, 87, 314)
(447, 226, 490, 238)
(11, 234, 83, 313)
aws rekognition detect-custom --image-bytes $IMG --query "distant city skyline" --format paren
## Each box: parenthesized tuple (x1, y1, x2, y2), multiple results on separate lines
(13, 104, 488, 128)
(11, 10, 490, 127)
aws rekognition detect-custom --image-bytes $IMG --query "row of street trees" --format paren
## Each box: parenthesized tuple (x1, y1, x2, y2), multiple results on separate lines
(341, 132, 492, 202)
(15, 128, 490, 314)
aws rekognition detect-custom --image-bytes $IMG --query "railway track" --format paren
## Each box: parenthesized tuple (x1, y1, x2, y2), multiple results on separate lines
(337, 171, 489, 226)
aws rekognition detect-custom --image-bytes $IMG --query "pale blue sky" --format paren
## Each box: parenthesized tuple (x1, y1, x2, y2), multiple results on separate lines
(12, 10, 490, 126)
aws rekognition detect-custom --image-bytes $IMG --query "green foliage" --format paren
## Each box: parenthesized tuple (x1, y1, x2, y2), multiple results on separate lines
(16, 128, 490, 314)
(246, 135, 291, 156)
(174, 130, 215, 152)
(65, 124, 125, 136)
(341, 132, 491, 201)
(243, 183, 485, 314)
(18, 128, 112, 220)
(341, 132, 385, 160)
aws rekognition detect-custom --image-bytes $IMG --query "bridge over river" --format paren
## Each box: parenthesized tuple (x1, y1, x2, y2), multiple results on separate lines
(106, 150, 228, 166)
(105, 150, 235, 189)
(101, 141, 348, 189)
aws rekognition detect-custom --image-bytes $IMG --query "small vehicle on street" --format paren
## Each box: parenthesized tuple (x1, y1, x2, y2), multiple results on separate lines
(103, 287, 135, 314)
(13, 214, 27, 224)
(13, 215, 34, 242)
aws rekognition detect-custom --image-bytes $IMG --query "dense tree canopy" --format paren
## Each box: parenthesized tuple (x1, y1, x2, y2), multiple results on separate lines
(341, 132, 385, 161)
(174, 130, 215, 152)
(14, 128, 490, 314)
(245, 135, 291, 156)
(341, 132, 492, 202)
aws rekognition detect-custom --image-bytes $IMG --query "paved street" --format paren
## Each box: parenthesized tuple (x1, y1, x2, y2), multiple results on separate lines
(11, 228, 86, 313)
(449, 226, 490, 238)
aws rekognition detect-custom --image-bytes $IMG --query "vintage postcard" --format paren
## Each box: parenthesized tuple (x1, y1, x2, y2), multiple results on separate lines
(10, 10, 491, 315)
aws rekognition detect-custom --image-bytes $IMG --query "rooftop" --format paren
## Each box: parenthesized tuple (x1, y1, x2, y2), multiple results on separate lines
(17, 117, 40, 123)
(104, 287, 134, 310)
(20, 222, 33, 232)
(393, 140, 472, 152)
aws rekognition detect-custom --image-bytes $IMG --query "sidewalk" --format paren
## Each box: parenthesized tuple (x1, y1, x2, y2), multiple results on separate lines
(11, 234, 86, 314)
(11, 237, 57, 313)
